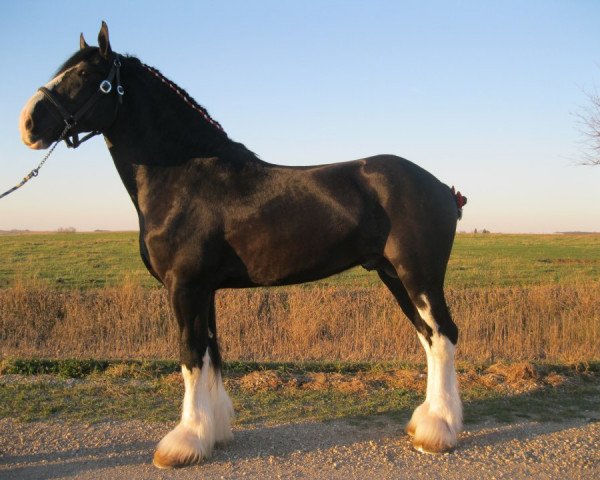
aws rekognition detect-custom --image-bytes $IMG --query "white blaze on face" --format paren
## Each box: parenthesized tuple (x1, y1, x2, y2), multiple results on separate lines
(19, 64, 79, 149)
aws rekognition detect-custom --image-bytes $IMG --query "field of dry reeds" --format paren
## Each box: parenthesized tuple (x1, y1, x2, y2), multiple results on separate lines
(1, 279, 598, 362)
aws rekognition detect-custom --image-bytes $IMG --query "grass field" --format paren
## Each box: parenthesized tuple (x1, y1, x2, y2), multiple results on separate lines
(1, 359, 598, 425)
(1, 232, 600, 289)
(1, 232, 599, 427)
(0, 232, 599, 362)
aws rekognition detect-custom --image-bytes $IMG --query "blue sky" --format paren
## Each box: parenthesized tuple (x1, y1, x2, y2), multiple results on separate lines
(1, 0, 599, 232)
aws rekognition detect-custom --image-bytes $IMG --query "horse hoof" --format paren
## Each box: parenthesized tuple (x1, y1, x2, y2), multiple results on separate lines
(152, 449, 200, 469)
(152, 423, 209, 469)
(412, 437, 455, 454)
(413, 442, 453, 454)
(406, 401, 429, 438)
(411, 415, 457, 454)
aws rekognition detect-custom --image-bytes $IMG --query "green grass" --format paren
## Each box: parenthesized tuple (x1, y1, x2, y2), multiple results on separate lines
(0, 378, 179, 423)
(0, 376, 420, 425)
(463, 381, 600, 424)
(1, 232, 600, 289)
(0, 232, 156, 289)
(232, 388, 422, 426)
(0, 358, 419, 377)
(448, 233, 600, 287)
(1, 361, 597, 426)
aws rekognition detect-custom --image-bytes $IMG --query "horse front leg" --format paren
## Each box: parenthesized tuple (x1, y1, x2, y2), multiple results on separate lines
(153, 286, 233, 469)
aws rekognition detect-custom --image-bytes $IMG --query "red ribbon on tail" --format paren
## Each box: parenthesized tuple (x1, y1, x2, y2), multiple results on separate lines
(451, 186, 467, 219)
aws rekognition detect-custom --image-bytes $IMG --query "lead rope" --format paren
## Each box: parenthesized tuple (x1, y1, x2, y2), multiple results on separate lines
(0, 122, 71, 200)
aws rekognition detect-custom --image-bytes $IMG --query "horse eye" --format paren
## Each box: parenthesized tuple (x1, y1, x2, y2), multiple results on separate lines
(79, 70, 89, 78)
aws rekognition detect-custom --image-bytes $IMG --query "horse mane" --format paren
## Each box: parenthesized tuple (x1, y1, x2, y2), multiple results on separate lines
(140, 63, 225, 133)
(123, 55, 260, 165)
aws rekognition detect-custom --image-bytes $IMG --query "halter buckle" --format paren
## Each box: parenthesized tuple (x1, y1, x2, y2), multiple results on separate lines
(100, 80, 112, 94)
(117, 85, 125, 96)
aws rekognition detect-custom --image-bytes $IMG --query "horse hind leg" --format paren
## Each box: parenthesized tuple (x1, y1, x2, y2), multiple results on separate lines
(378, 269, 462, 453)
(153, 288, 234, 469)
(409, 291, 462, 453)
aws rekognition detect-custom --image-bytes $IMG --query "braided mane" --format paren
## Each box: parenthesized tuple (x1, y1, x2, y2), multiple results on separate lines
(141, 63, 225, 133)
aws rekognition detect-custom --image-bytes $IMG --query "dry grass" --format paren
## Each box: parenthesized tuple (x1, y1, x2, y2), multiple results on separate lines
(233, 361, 589, 396)
(1, 280, 598, 363)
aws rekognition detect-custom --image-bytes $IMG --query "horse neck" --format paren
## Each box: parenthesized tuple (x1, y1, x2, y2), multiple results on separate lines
(103, 58, 263, 210)
(104, 60, 231, 167)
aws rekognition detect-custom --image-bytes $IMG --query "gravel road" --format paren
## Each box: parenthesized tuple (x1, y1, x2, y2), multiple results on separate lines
(1, 416, 598, 480)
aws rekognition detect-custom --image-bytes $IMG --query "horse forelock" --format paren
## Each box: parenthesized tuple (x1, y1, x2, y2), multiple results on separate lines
(53, 47, 99, 78)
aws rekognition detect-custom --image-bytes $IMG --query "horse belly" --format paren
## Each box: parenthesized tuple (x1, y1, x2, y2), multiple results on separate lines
(226, 203, 364, 286)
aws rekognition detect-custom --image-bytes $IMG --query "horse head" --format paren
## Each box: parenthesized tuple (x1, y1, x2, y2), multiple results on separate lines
(19, 22, 122, 149)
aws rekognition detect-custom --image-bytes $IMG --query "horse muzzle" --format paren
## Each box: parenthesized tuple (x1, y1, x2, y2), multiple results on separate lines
(19, 92, 55, 150)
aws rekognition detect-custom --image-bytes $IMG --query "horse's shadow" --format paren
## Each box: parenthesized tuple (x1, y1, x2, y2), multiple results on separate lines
(0, 443, 152, 479)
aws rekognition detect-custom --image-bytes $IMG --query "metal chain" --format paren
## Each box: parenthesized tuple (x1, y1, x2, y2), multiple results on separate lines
(0, 123, 71, 200)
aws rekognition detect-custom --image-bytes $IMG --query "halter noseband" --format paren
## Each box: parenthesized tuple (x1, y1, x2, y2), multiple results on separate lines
(38, 54, 124, 148)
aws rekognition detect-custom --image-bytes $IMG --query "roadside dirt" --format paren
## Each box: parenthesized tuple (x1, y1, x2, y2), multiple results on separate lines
(1, 416, 598, 480)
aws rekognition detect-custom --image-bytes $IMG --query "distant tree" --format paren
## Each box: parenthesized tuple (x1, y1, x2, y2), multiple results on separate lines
(57, 227, 76, 233)
(578, 89, 600, 165)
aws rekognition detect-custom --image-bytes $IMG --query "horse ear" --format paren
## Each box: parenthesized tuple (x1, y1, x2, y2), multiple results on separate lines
(80, 33, 89, 50)
(98, 21, 112, 58)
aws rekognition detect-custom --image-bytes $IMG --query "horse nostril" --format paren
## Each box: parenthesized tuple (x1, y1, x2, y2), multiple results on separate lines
(25, 116, 33, 131)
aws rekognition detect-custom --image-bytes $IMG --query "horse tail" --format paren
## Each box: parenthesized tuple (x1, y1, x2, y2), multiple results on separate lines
(450, 186, 467, 220)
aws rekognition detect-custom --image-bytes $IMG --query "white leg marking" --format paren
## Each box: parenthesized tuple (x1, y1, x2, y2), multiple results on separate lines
(407, 296, 462, 453)
(211, 369, 235, 445)
(153, 350, 234, 468)
(406, 333, 433, 437)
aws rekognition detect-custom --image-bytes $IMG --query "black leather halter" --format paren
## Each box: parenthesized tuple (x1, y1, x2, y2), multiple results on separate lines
(38, 54, 124, 148)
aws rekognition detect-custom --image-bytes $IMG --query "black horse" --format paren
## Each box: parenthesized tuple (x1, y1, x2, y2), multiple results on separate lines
(20, 23, 466, 467)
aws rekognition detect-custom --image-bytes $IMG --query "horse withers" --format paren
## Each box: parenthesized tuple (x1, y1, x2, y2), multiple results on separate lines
(19, 22, 467, 467)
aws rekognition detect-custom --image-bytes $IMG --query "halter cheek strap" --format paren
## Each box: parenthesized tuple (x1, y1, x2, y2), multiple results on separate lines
(37, 54, 124, 148)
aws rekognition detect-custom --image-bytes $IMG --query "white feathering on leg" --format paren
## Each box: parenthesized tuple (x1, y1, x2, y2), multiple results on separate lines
(153, 349, 234, 468)
(407, 296, 462, 453)
(210, 369, 234, 445)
